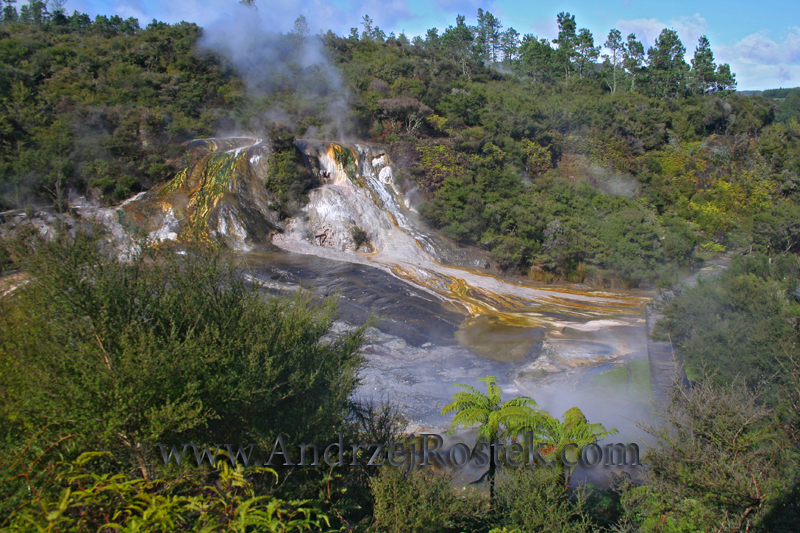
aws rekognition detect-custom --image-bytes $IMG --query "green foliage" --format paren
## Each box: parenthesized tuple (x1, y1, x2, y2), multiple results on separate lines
(1, 449, 328, 532)
(520, 407, 617, 482)
(441, 376, 544, 501)
(655, 253, 800, 409)
(0, 230, 366, 479)
(350, 225, 368, 248)
(265, 128, 315, 216)
(619, 376, 798, 533)
(0, 17, 242, 208)
(369, 466, 481, 532)
(441, 376, 615, 499)
(494, 467, 594, 533)
(441, 376, 542, 443)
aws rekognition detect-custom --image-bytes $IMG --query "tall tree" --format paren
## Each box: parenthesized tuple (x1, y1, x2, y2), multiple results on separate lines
(715, 62, 737, 92)
(424, 27, 440, 50)
(500, 27, 520, 66)
(623, 33, 646, 91)
(485, 11, 502, 64)
(441, 376, 545, 502)
(441, 14, 474, 77)
(474, 9, 502, 65)
(647, 28, 687, 98)
(604, 28, 624, 93)
(1, 0, 17, 24)
(360, 14, 374, 41)
(474, 8, 489, 63)
(553, 12, 577, 79)
(519, 34, 555, 83)
(576, 28, 599, 79)
(290, 14, 309, 47)
(691, 35, 716, 94)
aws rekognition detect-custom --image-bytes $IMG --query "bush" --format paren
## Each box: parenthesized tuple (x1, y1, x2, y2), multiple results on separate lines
(493, 466, 594, 533)
(351, 225, 369, 249)
(369, 466, 483, 532)
(619, 376, 798, 533)
(1, 449, 328, 532)
(0, 230, 366, 482)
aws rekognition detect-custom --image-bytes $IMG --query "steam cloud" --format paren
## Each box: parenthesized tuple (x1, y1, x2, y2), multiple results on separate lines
(197, 4, 350, 139)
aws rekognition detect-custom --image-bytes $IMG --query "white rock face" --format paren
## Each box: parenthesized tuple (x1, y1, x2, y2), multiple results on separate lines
(211, 205, 252, 252)
(276, 142, 437, 263)
(148, 207, 180, 243)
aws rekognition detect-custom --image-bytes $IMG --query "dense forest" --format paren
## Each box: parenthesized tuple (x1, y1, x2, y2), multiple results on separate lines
(750, 86, 800, 123)
(1, 3, 799, 286)
(1, 2, 800, 532)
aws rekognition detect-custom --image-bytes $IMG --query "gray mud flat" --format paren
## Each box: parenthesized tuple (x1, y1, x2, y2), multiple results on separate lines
(242, 250, 656, 465)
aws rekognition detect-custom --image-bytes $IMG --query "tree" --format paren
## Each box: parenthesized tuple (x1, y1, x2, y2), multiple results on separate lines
(647, 28, 688, 98)
(691, 35, 716, 94)
(290, 14, 309, 47)
(553, 12, 577, 79)
(361, 14, 373, 40)
(485, 11, 502, 64)
(623, 33, 645, 91)
(441, 376, 545, 501)
(519, 34, 555, 83)
(377, 96, 433, 133)
(715, 62, 737, 91)
(521, 407, 617, 486)
(2, 0, 18, 24)
(576, 28, 599, 79)
(604, 28, 624, 93)
(474, 8, 489, 63)
(500, 27, 520, 66)
(50, 0, 67, 15)
(441, 14, 474, 77)
(474, 9, 502, 65)
(424, 27, 440, 50)
(620, 376, 797, 532)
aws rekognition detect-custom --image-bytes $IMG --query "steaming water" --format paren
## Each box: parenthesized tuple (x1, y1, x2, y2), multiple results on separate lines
(118, 137, 662, 482)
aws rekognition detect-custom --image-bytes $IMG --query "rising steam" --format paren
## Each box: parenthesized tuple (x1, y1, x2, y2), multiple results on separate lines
(197, 4, 350, 139)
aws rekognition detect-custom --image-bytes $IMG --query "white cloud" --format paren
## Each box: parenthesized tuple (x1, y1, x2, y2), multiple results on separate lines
(615, 13, 707, 52)
(615, 18, 668, 49)
(113, 0, 147, 20)
(724, 26, 800, 65)
(715, 27, 800, 89)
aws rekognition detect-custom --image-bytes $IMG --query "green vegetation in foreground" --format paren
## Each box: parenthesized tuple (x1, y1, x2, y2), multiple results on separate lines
(0, 230, 798, 531)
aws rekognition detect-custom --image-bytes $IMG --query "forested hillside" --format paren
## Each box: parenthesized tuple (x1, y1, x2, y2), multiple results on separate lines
(2, 5, 800, 532)
(752, 86, 800, 123)
(1, 3, 799, 289)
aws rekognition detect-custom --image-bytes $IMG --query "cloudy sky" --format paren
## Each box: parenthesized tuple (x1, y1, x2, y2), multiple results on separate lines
(66, 0, 798, 90)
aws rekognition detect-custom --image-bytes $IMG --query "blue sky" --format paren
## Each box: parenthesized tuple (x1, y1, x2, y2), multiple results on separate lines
(64, 0, 799, 90)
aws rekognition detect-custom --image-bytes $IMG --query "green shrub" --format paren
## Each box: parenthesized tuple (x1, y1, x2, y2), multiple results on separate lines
(0, 230, 366, 482)
(369, 466, 483, 532)
(493, 467, 594, 533)
(1, 450, 328, 532)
